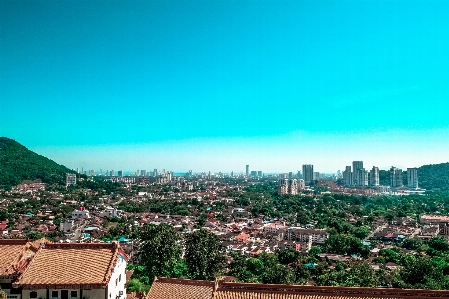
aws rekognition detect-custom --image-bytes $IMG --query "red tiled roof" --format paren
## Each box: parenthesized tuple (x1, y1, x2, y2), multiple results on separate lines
(145, 277, 449, 299)
(146, 277, 215, 299)
(14, 243, 122, 289)
(0, 239, 38, 277)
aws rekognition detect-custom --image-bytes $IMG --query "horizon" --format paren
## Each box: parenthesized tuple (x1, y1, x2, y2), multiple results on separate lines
(2, 0, 449, 172)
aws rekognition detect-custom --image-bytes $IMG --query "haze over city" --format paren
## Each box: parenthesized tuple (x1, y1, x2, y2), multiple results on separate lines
(1, 0, 449, 172)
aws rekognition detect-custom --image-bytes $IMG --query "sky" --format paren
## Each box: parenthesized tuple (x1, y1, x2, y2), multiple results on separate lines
(1, 0, 449, 173)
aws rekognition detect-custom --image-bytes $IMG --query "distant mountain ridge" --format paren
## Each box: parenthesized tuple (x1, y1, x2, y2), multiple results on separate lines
(0, 137, 74, 189)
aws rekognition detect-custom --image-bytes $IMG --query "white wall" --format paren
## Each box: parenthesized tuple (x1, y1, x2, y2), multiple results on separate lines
(106, 253, 127, 299)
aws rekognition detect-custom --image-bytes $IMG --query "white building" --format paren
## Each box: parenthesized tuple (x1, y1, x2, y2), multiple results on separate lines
(99, 206, 121, 218)
(71, 207, 90, 219)
(284, 228, 329, 244)
(13, 242, 128, 299)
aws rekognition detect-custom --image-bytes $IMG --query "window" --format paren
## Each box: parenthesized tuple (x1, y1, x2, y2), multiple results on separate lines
(52, 290, 58, 297)
(30, 291, 38, 298)
(71, 290, 77, 297)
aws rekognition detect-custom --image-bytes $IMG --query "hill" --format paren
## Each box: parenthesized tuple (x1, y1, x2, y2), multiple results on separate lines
(0, 137, 74, 189)
(378, 163, 449, 191)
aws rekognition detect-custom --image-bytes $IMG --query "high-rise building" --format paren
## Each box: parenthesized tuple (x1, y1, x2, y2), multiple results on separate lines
(390, 167, 403, 188)
(352, 161, 363, 185)
(250, 171, 257, 177)
(117, 170, 123, 177)
(355, 168, 368, 187)
(343, 166, 353, 186)
(407, 168, 419, 189)
(297, 171, 302, 179)
(313, 172, 320, 181)
(140, 170, 146, 177)
(153, 169, 158, 177)
(246, 165, 249, 177)
(302, 164, 314, 184)
(278, 178, 299, 195)
(369, 166, 379, 186)
(90, 170, 95, 176)
(66, 173, 77, 187)
(110, 170, 115, 177)
(258, 171, 263, 177)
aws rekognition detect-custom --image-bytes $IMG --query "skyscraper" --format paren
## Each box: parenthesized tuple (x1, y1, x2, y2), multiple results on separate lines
(370, 166, 379, 187)
(343, 166, 353, 186)
(246, 165, 249, 177)
(390, 167, 403, 188)
(302, 164, 314, 184)
(352, 161, 363, 186)
(140, 170, 146, 177)
(407, 168, 419, 189)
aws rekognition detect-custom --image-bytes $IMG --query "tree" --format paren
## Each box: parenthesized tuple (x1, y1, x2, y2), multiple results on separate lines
(402, 237, 423, 250)
(184, 229, 225, 280)
(139, 224, 183, 278)
(353, 226, 370, 239)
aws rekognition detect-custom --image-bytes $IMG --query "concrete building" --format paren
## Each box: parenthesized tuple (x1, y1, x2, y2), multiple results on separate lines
(71, 207, 90, 220)
(370, 166, 380, 187)
(390, 166, 403, 188)
(354, 168, 368, 187)
(352, 161, 363, 186)
(302, 164, 314, 184)
(66, 173, 76, 187)
(140, 169, 146, 176)
(285, 228, 329, 244)
(246, 165, 249, 177)
(343, 166, 353, 186)
(407, 167, 419, 189)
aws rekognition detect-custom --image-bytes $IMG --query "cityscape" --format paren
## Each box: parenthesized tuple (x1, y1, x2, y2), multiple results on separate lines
(2, 0, 449, 298)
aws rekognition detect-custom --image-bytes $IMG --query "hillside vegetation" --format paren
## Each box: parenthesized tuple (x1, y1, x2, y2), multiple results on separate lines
(377, 163, 449, 191)
(0, 137, 74, 189)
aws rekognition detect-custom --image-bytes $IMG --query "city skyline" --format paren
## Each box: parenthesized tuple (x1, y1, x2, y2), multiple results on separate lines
(2, 0, 449, 172)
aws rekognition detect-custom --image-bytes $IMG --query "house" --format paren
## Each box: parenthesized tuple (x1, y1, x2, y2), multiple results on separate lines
(0, 240, 129, 299)
(71, 207, 90, 220)
(99, 206, 122, 218)
(0, 239, 49, 299)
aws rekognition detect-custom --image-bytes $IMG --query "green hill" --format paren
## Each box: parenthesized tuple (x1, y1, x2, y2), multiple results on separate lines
(0, 137, 75, 189)
(378, 163, 449, 191)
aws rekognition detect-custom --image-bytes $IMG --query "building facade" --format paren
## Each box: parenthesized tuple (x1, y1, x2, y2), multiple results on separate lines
(407, 167, 418, 189)
(390, 166, 403, 188)
(302, 164, 314, 184)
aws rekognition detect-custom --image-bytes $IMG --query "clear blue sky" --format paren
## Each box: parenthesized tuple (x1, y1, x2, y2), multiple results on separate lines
(1, 0, 449, 172)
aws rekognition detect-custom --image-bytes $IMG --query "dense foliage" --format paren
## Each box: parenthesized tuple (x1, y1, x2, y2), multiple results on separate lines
(0, 137, 75, 189)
